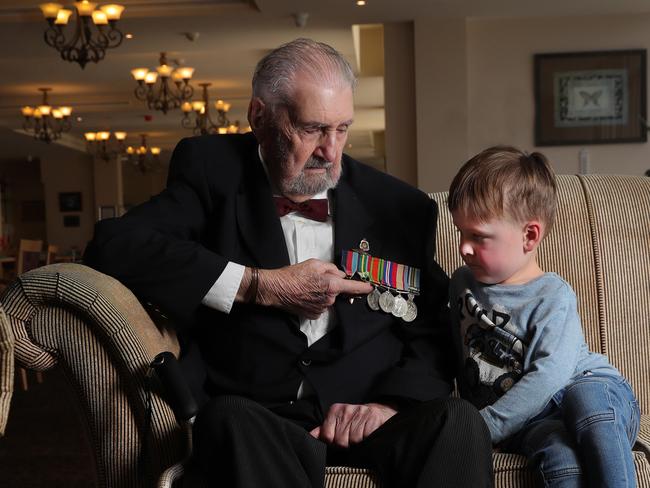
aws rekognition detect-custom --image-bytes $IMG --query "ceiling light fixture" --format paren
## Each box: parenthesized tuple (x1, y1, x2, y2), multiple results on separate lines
(39, 1, 125, 69)
(181, 82, 240, 135)
(20, 87, 73, 143)
(125, 134, 162, 173)
(131, 52, 195, 114)
(84, 130, 127, 160)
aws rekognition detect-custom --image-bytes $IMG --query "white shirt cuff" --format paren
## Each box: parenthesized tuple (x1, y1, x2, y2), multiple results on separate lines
(201, 261, 246, 314)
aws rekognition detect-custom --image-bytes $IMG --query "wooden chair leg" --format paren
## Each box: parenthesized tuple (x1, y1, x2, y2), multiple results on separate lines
(19, 367, 28, 391)
(35, 371, 44, 384)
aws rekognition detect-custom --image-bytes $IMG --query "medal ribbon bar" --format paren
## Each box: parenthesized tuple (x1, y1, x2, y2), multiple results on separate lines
(341, 249, 420, 295)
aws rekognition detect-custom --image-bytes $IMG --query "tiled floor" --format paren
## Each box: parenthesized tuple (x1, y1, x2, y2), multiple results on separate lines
(0, 367, 97, 487)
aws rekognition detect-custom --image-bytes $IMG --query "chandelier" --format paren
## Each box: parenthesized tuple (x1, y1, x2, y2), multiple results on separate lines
(39, 1, 125, 69)
(20, 88, 73, 143)
(125, 134, 161, 173)
(84, 130, 126, 160)
(181, 82, 241, 135)
(131, 52, 195, 114)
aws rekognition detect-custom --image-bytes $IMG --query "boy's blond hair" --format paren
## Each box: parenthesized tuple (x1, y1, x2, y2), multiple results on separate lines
(448, 146, 558, 235)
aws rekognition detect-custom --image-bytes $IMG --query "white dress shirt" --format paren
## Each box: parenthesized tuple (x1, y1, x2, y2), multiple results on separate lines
(201, 146, 336, 351)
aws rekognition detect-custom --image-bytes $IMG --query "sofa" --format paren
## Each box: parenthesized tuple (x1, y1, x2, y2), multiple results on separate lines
(1, 174, 649, 487)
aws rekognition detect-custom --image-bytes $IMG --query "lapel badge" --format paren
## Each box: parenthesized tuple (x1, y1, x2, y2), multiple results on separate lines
(359, 238, 370, 253)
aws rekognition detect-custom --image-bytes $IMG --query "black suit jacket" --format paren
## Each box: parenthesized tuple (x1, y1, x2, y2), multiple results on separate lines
(85, 133, 453, 414)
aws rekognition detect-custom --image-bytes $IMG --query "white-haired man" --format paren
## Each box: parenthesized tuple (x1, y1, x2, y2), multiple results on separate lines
(85, 38, 492, 487)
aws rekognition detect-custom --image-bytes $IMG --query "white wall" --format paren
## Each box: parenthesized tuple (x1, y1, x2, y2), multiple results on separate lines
(121, 159, 167, 209)
(409, 13, 650, 192)
(384, 22, 418, 186)
(414, 18, 469, 193)
(39, 145, 95, 254)
(468, 14, 650, 178)
(0, 128, 94, 253)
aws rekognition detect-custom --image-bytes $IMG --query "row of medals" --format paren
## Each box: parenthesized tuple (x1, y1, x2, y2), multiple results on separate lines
(366, 286, 418, 323)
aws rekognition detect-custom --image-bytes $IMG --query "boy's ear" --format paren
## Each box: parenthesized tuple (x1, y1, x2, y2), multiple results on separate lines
(523, 221, 543, 253)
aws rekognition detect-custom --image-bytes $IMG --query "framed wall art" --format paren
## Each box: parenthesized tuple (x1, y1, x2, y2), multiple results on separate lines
(98, 205, 117, 220)
(63, 215, 80, 227)
(59, 192, 82, 212)
(534, 50, 647, 146)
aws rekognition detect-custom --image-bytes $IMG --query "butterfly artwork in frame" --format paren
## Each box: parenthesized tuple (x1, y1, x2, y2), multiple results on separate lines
(534, 50, 647, 146)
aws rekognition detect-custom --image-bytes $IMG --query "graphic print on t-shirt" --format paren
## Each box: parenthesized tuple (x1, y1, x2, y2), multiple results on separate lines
(456, 289, 527, 409)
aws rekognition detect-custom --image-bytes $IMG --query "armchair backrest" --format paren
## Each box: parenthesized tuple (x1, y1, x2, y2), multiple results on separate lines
(2, 263, 183, 487)
(0, 306, 13, 436)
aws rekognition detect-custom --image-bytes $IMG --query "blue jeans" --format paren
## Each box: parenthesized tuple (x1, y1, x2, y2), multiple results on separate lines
(503, 373, 640, 487)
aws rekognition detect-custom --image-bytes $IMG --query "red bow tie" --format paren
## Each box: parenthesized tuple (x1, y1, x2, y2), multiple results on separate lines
(273, 197, 329, 222)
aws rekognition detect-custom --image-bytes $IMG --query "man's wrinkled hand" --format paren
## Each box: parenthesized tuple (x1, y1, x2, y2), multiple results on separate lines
(309, 403, 397, 448)
(258, 259, 373, 319)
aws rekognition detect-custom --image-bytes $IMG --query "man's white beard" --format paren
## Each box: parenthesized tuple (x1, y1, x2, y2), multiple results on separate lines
(281, 157, 339, 196)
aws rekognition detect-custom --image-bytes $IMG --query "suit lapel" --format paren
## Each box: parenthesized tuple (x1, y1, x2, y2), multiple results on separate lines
(235, 147, 290, 269)
(332, 174, 376, 260)
(330, 165, 382, 345)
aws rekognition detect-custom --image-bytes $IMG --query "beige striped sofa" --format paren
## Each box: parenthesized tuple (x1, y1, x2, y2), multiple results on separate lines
(1, 174, 649, 487)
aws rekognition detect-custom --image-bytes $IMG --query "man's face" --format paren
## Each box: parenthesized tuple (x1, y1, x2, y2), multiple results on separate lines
(259, 76, 354, 201)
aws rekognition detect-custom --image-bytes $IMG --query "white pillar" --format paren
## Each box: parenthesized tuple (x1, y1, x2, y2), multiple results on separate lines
(384, 21, 418, 187)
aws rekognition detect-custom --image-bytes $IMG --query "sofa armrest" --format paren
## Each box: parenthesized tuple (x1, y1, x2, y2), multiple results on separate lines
(1, 263, 184, 488)
(637, 416, 650, 459)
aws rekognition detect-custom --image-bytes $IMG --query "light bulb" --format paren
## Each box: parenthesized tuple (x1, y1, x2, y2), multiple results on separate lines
(99, 4, 124, 20)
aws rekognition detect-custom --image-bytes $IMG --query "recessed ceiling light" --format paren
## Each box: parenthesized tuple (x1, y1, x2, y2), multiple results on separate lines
(356, 0, 366, 5)
(125, 33, 134, 39)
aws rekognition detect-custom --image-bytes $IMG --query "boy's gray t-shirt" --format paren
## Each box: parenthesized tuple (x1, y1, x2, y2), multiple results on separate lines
(450, 266, 619, 443)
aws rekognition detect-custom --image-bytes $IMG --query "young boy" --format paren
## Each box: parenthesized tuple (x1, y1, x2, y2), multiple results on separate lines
(447, 146, 640, 486)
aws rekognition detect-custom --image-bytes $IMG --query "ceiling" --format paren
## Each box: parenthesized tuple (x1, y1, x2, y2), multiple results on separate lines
(1, 0, 650, 158)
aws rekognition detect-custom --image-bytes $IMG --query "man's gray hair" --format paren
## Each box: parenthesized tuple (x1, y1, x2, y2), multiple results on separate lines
(252, 38, 356, 106)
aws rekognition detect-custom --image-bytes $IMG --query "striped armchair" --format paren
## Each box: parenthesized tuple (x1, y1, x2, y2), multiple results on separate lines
(1, 174, 650, 487)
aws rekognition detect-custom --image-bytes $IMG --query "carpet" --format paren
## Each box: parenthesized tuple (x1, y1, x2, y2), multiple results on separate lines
(0, 367, 97, 487)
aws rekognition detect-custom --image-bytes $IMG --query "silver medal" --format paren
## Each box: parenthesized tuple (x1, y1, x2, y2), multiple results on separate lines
(367, 287, 381, 311)
(402, 298, 418, 323)
(379, 290, 395, 313)
(391, 295, 408, 318)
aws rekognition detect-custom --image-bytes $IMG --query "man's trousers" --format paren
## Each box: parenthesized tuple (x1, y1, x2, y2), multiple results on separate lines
(193, 395, 493, 487)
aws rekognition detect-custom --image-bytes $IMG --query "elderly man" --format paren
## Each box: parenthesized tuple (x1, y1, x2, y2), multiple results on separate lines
(85, 38, 492, 487)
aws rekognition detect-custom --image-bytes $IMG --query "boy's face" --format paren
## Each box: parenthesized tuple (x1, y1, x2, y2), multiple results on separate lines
(451, 210, 542, 285)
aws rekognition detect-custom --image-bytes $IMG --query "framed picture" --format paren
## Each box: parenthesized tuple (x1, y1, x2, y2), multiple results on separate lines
(98, 205, 117, 220)
(59, 192, 82, 212)
(63, 215, 80, 227)
(534, 50, 647, 146)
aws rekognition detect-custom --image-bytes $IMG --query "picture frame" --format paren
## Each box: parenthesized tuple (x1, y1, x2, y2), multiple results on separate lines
(59, 192, 82, 212)
(98, 205, 117, 220)
(534, 50, 647, 146)
(63, 215, 80, 227)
